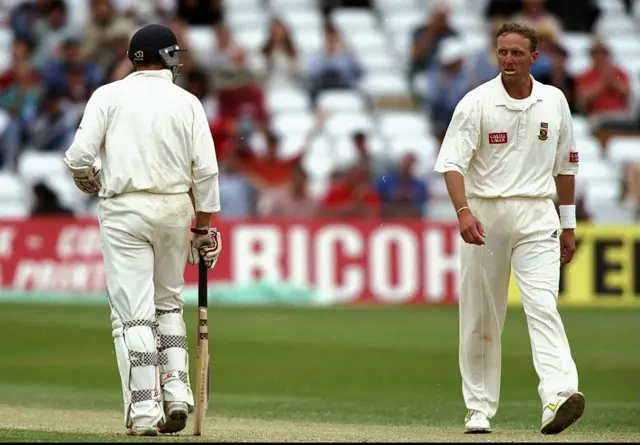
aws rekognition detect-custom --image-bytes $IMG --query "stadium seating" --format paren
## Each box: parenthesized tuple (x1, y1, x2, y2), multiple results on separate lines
(2, 0, 639, 223)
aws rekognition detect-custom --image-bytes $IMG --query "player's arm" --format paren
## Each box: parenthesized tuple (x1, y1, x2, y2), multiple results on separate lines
(553, 93, 579, 264)
(62, 87, 108, 193)
(434, 99, 480, 214)
(434, 98, 485, 245)
(553, 94, 579, 228)
(190, 99, 221, 229)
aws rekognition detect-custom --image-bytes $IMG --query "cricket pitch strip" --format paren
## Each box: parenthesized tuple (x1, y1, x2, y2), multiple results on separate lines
(0, 404, 637, 442)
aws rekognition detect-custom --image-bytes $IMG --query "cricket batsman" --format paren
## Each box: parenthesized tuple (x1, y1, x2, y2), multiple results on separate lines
(434, 23, 584, 435)
(62, 24, 222, 436)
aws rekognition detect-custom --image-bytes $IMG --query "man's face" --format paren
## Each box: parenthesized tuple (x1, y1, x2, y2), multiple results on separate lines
(523, 0, 545, 14)
(496, 33, 538, 83)
(216, 28, 230, 48)
(431, 9, 448, 29)
(590, 45, 610, 66)
(292, 167, 306, 192)
(13, 40, 31, 61)
(48, 8, 65, 28)
(400, 153, 416, 176)
(91, 0, 113, 23)
(61, 42, 81, 62)
(442, 58, 463, 74)
(550, 49, 567, 69)
(325, 30, 339, 52)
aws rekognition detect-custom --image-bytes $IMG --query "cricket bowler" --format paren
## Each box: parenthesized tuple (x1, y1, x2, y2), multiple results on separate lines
(434, 23, 584, 435)
(62, 24, 222, 436)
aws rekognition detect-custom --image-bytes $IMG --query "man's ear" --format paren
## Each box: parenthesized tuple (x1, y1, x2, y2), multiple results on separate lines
(530, 50, 539, 66)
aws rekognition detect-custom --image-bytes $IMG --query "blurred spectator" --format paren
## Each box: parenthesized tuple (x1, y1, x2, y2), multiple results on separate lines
(1, 37, 35, 87)
(26, 86, 75, 154)
(409, 3, 457, 82)
(423, 38, 473, 143)
(83, 0, 136, 72)
(31, 0, 75, 68)
(116, 0, 174, 23)
(528, 25, 553, 79)
(31, 181, 74, 216)
(575, 41, 632, 128)
(467, 21, 501, 89)
(376, 152, 428, 218)
(535, 40, 578, 113)
(320, 164, 381, 218)
(166, 16, 189, 50)
(486, 0, 600, 33)
(243, 130, 297, 185)
(235, 111, 327, 216)
(41, 36, 104, 93)
(64, 63, 94, 107)
(173, 50, 199, 90)
(176, 0, 223, 26)
(8, 0, 38, 41)
(209, 24, 246, 71)
(318, 0, 373, 18)
(350, 131, 389, 180)
(259, 18, 302, 88)
(306, 23, 363, 106)
(511, 0, 564, 40)
(259, 162, 318, 218)
(621, 163, 640, 220)
(218, 147, 257, 219)
(184, 68, 218, 123)
(216, 56, 270, 140)
(105, 30, 135, 82)
(0, 60, 41, 170)
(239, 111, 326, 192)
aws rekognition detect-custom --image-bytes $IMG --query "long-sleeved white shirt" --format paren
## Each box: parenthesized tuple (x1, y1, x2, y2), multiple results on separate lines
(63, 69, 220, 212)
(434, 74, 579, 199)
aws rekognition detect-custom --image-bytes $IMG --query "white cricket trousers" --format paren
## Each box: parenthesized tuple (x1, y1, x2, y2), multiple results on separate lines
(98, 192, 196, 429)
(459, 197, 579, 419)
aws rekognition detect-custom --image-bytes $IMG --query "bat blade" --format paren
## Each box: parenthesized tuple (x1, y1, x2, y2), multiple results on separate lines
(194, 261, 210, 436)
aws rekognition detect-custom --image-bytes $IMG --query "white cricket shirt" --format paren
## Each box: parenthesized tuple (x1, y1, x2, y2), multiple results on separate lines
(434, 74, 579, 199)
(63, 69, 220, 212)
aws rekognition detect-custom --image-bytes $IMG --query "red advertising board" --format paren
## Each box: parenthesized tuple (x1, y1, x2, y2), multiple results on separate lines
(0, 218, 462, 305)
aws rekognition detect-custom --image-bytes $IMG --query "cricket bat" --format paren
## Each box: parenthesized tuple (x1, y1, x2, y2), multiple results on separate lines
(193, 260, 211, 436)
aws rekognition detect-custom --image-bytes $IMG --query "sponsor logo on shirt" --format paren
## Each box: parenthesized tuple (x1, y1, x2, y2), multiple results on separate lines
(569, 152, 579, 163)
(488, 132, 508, 144)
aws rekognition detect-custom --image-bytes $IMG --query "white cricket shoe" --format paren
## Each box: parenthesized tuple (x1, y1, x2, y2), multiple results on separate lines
(540, 391, 585, 435)
(158, 401, 189, 434)
(464, 409, 492, 434)
(126, 426, 158, 436)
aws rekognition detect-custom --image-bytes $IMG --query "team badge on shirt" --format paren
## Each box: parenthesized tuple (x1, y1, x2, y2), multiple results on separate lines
(538, 122, 549, 141)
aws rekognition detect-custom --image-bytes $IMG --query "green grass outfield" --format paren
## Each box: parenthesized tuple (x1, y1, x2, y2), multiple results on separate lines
(0, 304, 638, 442)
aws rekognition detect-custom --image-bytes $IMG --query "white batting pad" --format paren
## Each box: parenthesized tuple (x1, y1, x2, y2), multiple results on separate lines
(156, 304, 195, 410)
(112, 311, 164, 428)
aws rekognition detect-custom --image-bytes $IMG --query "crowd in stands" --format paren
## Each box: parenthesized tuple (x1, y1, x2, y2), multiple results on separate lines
(1, 0, 640, 222)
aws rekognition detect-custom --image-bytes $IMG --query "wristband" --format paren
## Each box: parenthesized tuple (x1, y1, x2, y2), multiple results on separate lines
(456, 206, 470, 215)
(190, 227, 209, 235)
(559, 205, 576, 229)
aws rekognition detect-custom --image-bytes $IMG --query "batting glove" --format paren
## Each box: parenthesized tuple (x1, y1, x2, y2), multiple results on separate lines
(188, 227, 221, 270)
(64, 160, 102, 195)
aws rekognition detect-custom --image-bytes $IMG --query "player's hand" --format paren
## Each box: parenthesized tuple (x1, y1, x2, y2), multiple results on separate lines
(457, 209, 485, 245)
(188, 227, 222, 269)
(72, 166, 101, 195)
(559, 229, 576, 264)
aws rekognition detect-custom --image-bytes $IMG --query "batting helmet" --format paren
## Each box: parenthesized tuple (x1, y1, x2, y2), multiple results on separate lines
(128, 24, 187, 82)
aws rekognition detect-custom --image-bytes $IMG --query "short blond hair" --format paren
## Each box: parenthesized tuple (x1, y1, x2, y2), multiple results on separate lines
(496, 22, 539, 52)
